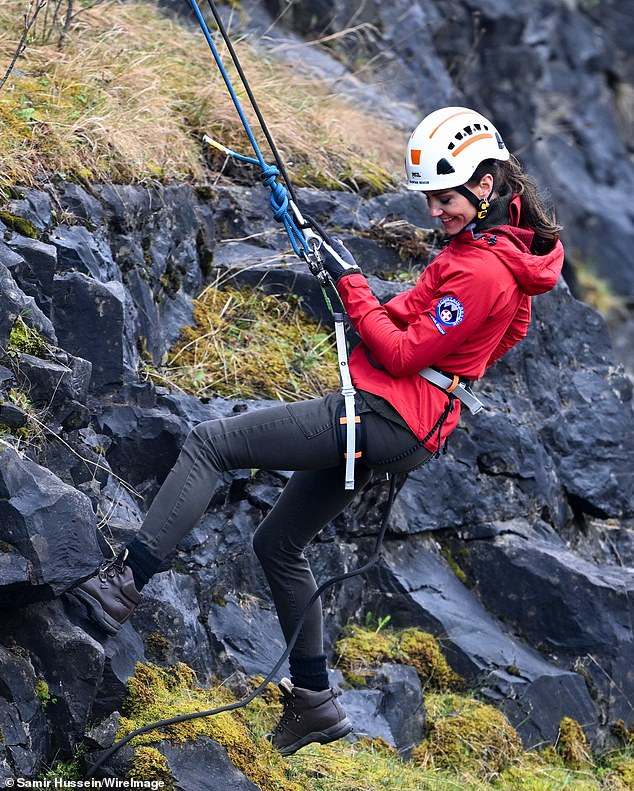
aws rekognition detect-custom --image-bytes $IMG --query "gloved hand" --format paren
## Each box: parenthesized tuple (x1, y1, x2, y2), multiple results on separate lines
(320, 237, 363, 283)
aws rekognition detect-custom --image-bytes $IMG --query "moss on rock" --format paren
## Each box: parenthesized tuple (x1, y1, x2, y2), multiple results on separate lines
(128, 746, 173, 788)
(0, 210, 38, 239)
(334, 625, 461, 690)
(557, 717, 592, 769)
(8, 316, 48, 357)
(411, 692, 523, 779)
(118, 662, 307, 791)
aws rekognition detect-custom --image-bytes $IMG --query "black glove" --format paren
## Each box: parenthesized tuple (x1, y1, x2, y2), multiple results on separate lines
(320, 237, 363, 283)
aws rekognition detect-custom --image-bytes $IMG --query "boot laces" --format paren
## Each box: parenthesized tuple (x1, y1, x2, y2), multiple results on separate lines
(274, 693, 301, 734)
(97, 549, 128, 582)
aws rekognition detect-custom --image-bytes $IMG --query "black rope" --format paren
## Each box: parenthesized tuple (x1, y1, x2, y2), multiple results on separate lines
(203, 0, 300, 207)
(86, 473, 401, 777)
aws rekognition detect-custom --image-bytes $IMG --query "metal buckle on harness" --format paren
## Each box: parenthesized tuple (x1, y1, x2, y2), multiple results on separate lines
(418, 367, 484, 415)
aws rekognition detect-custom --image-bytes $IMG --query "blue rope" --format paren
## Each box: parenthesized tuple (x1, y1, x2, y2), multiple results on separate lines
(188, 0, 310, 257)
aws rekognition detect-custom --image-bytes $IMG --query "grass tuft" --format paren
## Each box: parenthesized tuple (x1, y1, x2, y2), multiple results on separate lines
(143, 283, 340, 401)
(0, 0, 403, 194)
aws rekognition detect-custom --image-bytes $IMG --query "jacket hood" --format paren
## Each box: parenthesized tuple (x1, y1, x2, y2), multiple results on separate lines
(457, 194, 564, 296)
(489, 226, 564, 296)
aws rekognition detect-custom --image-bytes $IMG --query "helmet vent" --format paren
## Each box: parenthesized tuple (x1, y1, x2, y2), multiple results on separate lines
(436, 158, 456, 175)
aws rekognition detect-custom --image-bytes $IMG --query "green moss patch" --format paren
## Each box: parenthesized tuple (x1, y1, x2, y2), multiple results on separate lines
(411, 693, 523, 778)
(7, 316, 49, 357)
(115, 660, 634, 791)
(117, 663, 307, 791)
(334, 625, 462, 690)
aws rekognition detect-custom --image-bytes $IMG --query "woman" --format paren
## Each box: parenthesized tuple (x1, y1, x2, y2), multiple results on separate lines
(73, 107, 563, 755)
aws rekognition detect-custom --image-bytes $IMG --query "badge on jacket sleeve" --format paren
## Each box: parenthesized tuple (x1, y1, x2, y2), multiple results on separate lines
(435, 296, 465, 328)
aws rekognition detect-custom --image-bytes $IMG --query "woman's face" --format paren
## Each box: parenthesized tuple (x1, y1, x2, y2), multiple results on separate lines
(424, 173, 494, 236)
(424, 189, 476, 236)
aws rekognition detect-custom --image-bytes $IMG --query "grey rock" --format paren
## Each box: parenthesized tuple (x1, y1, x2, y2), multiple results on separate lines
(95, 403, 187, 493)
(131, 570, 214, 683)
(367, 663, 426, 758)
(0, 262, 56, 347)
(453, 529, 634, 724)
(58, 182, 105, 227)
(52, 272, 132, 388)
(50, 224, 119, 282)
(5, 236, 57, 314)
(207, 593, 288, 680)
(93, 624, 146, 720)
(0, 645, 49, 780)
(98, 738, 261, 790)
(341, 688, 394, 744)
(0, 402, 27, 429)
(5, 189, 53, 232)
(503, 284, 634, 518)
(11, 351, 92, 409)
(85, 712, 121, 750)
(1, 599, 106, 753)
(214, 184, 287, 248)
(365, 536, 599, 747)
(0, 444, 102, 604)
(160, 738, 261, 791)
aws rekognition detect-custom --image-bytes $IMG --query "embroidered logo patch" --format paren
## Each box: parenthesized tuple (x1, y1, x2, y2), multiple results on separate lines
(435, 296, 464, 328)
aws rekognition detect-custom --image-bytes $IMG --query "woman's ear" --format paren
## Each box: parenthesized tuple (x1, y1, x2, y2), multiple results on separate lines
(479, 173, 494, 197)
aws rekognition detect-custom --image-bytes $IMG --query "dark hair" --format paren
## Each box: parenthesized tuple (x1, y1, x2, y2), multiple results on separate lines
(468, 155, 562, 247)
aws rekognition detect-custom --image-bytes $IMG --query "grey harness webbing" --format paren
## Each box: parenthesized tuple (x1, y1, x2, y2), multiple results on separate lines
(419, 367, 484, 415)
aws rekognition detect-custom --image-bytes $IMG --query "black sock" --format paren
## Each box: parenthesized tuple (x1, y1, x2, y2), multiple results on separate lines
(289, 654, 329, 692)
(125, 537, 162, 591)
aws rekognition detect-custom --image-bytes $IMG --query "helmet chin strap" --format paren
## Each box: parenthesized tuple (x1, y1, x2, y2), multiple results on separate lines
(455, 184, 494, 221)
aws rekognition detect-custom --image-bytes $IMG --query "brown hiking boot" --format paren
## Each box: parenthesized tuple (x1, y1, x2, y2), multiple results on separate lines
(70, 550, 141, 635)
(269, 678, 353, 756)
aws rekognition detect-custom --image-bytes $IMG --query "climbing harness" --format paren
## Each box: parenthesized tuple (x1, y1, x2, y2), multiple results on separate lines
(419, 367, 484, 415)
(191, 0, 360, 489)
(85, 472, 401, 777)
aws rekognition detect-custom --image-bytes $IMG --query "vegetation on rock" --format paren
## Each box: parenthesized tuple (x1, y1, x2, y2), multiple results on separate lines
(144, 284, 340, 401)
(334, 625, 462, 690)
(115, 656, 634, 791)
(0, 0, 402, 195)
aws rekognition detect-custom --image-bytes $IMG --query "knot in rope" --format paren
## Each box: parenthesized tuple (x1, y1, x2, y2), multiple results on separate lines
(260, 164, 309, 257)
(261, 164, 289, 222)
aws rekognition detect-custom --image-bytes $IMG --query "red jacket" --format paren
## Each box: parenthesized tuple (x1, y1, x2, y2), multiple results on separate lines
(337, 196, 564, 451)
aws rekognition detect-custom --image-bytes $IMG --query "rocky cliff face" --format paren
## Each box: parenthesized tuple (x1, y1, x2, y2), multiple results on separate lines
(1, 0, 633, 784)
(0, 177, 632, 783)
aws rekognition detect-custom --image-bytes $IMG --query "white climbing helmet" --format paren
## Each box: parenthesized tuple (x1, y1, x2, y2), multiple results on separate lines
(405, 106, 509, 192)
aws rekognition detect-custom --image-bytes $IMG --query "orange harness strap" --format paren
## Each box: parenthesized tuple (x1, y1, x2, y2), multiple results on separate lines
(446, 374, 460, 394)
(339, 415, 363, 458)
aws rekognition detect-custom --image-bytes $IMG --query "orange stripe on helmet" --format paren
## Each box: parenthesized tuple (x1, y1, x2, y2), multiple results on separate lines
(410, 149, 422, 165)
(429, 110, 473, 139)
(451, 132, 493, 157)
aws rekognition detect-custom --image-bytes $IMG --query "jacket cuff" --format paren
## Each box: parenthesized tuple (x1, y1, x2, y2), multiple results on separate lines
(336, 272, 368, 295)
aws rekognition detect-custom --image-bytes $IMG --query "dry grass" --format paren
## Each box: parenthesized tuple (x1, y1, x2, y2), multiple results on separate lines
(0, 0, 404, 194)
(143, 281, 340, 401)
